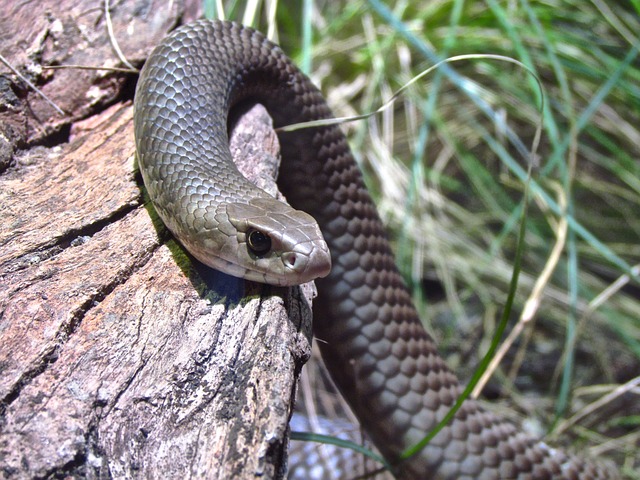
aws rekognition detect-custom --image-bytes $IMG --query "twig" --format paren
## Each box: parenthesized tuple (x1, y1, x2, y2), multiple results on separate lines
(553, 375, 640, 436)
(472, 183, 568, 397)
(0, 53, 65, 116)
(104, 0, 135, 71)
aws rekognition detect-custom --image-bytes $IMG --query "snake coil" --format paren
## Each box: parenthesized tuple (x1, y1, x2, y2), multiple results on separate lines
(134, 20, 618, 479)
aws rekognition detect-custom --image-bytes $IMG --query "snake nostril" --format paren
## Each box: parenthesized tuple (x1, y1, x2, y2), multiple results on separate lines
(283, 252, 297, 269)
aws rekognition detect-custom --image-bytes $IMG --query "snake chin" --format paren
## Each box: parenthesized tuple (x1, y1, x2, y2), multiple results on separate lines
(240, 239, 331, 286)
(181, 226, 331, 287)
(177, 238, 328, 287)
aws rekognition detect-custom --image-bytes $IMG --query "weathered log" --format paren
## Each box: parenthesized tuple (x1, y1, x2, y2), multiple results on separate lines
(0, 2, 312, 478)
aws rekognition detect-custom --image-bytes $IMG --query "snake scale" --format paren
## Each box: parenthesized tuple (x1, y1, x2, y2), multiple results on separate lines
(133, 20, 617, 479)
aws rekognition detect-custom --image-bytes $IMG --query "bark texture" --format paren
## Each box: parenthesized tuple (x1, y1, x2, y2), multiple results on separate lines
(0, 2, 312, 478)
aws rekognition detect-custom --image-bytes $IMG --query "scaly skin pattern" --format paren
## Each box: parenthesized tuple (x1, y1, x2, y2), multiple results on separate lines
(134, 20, 618, 479)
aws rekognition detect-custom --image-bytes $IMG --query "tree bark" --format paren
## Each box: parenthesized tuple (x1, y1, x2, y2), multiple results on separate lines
(0, 2, 312, 478)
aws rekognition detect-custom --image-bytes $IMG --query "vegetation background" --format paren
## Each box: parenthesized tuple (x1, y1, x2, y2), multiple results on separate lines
(210, 0, 639, 476)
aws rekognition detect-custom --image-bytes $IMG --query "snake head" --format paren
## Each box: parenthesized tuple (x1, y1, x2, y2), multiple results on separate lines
(188, 197, 331, 286)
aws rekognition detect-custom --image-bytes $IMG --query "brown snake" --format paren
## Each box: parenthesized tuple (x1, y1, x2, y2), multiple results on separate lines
(133, 19, 618, 479)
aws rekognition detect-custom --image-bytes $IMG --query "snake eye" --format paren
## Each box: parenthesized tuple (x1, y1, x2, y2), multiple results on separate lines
(247, 229, 272, 256)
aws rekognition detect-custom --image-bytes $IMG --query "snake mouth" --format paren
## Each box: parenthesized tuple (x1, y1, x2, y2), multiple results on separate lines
(185, 235, 331, 286)
(245, 241, 332, 286)
(239, 250, 331, 286)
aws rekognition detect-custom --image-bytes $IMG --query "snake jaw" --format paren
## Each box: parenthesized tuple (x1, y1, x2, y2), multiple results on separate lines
(230, 235, 331, 287)
(175, 200, 330, 286)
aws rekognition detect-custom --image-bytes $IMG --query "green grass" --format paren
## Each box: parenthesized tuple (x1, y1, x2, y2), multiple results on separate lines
(208, 0, 639, 476)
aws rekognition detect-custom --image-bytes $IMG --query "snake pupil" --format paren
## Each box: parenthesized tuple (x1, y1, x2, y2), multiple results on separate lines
(247, 230, 272, 256)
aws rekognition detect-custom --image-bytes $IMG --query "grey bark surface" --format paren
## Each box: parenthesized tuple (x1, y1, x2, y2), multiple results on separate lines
(0, 2, 312, 478)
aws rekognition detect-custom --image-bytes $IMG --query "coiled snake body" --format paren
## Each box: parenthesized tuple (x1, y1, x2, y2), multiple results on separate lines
(134, 20, 616, 479)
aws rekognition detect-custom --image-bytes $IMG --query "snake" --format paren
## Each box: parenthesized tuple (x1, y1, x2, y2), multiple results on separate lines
(133, 19, 617, 480)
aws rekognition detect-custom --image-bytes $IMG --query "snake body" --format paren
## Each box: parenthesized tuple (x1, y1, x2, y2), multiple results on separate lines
(134, 20, 616, 479)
